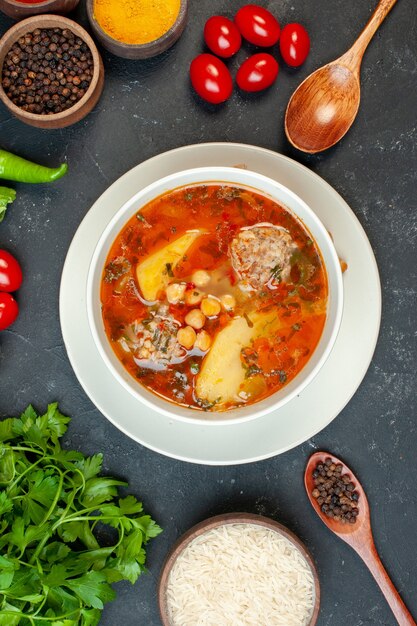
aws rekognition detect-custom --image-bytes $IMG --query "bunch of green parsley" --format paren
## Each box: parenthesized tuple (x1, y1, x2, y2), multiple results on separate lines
(0, 404, 162, 625)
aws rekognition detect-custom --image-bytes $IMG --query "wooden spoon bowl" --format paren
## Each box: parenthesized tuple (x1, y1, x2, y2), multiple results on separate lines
(285, 64, 361, 154)
(305, 452, 416, 626)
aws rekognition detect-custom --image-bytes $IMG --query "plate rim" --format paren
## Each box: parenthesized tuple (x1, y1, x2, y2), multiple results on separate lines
(60, 142, 382, 465)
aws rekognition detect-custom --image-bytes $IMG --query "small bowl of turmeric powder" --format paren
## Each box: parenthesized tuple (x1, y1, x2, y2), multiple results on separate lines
(86, 0, 188, 60)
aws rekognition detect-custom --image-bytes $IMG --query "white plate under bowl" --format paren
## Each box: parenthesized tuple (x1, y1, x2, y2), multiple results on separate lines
(59, 143, 381, 465)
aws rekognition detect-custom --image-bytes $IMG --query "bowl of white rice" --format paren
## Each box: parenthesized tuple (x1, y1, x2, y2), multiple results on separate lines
(159, 513, 320, 626)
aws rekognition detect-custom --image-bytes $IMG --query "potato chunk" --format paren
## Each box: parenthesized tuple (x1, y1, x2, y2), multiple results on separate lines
(195, 317, 254, 406)
(136, 231, 202, 301)
(196, 311, 282, 407)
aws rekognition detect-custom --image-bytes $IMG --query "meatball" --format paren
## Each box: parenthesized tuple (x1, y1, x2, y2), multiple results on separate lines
(119, 304, 184, 368)
(229, 224, 297, 291)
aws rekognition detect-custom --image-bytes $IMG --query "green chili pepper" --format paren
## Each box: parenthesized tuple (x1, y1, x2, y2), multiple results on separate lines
(0, 149, 67, 183)
(0, 186, 16, 222)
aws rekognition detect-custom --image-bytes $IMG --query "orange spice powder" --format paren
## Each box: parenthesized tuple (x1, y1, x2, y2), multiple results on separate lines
(94, 0, 181, 45)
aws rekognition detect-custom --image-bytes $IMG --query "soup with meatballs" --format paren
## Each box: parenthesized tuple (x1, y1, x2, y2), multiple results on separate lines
(100, 184, 328, 411)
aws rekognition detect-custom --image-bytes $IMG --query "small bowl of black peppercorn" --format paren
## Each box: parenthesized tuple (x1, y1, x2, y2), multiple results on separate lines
(0, 14, 104, 129)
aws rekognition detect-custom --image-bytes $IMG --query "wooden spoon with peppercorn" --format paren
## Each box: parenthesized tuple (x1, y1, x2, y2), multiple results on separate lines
(305, 452, 416, 626)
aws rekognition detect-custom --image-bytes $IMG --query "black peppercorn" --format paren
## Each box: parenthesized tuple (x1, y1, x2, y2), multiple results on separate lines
(311, 457, 360, 524)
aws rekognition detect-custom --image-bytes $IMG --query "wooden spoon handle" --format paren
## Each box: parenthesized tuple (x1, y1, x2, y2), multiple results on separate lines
(341, 0, 399, 71)
(355, 539, 416, 625)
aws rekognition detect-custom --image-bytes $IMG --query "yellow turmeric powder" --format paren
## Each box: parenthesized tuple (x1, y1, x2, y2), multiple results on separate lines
(94, 0, 181, 45)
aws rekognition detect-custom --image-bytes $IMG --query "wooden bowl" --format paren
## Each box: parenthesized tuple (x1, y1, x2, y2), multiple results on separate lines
(86, 0, 188, 60)
(158, 512, 321, 626)
(0, 0, 80, 20)
(0, 14, 104, 129)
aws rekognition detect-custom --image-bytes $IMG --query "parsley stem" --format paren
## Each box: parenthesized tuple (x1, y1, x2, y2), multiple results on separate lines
(56, 515, 123, 525)
(7, 455, 44, 492)
(62, 504, 111, 520)
(10, 445, 45, 455)
(29, 534, 51, 565)
(52, 474, 85, 527)
(0, 608, 80, 621)
(32, 594, 48, 617)
(39, 466, 65, 526)
(16, 558, 37, 568)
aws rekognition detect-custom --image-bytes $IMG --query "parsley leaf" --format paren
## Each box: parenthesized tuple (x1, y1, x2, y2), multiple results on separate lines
(64, 571, 115, 610)
(75, 454, 103, 481)
(0, 186, 16, 223)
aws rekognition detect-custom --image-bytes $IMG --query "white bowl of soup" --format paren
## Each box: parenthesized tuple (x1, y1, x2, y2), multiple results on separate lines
(87, 167, 343, 424)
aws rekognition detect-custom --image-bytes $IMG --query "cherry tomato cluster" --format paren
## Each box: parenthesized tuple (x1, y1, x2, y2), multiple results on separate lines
(190, 5, 310, 104)
(0, 249, 22, 331)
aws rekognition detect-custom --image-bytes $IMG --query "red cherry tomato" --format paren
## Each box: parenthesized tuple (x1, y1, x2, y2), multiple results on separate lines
(204, 16, 242, 58)
(0, 292, 19, 331)
(235, 5, 280, 47)
(279, 23, 310, 67)
(237, 53, 279, 92)
(190, 53, 233, 104)
(0, 249, 23, 292)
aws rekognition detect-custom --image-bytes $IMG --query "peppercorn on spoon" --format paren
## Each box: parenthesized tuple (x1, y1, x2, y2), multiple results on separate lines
(305, 452, 416, 626)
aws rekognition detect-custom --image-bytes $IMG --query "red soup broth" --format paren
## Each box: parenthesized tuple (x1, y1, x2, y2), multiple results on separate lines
(100, 184, 328, 411)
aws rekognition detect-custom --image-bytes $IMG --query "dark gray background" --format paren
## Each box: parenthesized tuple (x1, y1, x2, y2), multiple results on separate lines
(0, 1, 416, 624)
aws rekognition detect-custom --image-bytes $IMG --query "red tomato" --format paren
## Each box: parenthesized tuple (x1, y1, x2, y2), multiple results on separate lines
(235, 5, 280, 47)
(190, 54, 233, 104)
(279, 23, 310, 67)
(0, 249, 23, 292)
(204, 16, 242, 58)
(236, 53, 279, 92)
(0, 292, 19, 331)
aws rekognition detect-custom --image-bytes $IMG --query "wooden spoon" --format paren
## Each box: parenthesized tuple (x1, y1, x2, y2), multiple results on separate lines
(305, 452, 416, 625)
(285, 0, 398, 153)
(304, 452, 417, 626)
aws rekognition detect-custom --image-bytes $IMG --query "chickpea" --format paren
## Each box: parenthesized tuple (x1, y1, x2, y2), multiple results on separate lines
(200, 296, 221, 317)
(194, 330, 212, 352)
(166, 282, 186, 304)
(177, 326, 196, 349)
(192, 269, 210, 288)
(220, 294, 236, 311)
(185, 289, 204, 306)
(185, 309, 206, 330)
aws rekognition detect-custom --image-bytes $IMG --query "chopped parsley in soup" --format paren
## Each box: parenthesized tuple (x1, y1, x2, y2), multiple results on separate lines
(100, 184, 328, 411)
